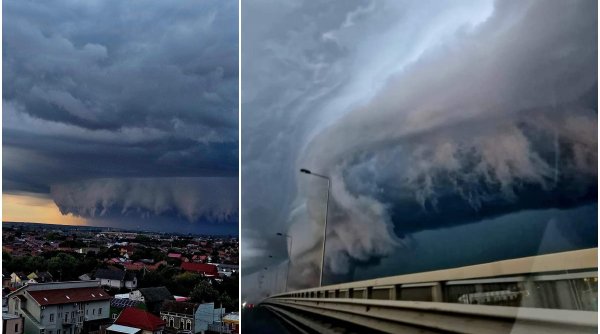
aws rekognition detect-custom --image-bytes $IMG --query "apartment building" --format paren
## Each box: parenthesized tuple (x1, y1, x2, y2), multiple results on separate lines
(6, 281, 111, 334)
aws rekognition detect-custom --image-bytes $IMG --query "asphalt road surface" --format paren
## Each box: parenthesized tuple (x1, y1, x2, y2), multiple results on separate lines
(241, 306, 296, 334)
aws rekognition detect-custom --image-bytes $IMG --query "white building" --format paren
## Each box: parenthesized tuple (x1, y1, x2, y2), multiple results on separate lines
(6, 281, 111, 334)
(95, 268, 137, 290)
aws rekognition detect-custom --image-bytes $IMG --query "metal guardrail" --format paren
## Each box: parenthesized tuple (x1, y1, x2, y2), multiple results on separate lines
(262, 248, 598, 333)
(263, 297, 597, 334)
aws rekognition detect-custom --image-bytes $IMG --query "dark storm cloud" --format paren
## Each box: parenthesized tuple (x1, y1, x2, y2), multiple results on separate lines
(242, 0, 597, 299)
(51, 178, 238, 223)
(3, 0, 238, 225)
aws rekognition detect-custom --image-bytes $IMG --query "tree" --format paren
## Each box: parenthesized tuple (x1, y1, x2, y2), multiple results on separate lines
(23, 256, 47, 273)
(219, 292, 236, 312)
(190, 281, 219, 303)
(47, 253, 78, 280)
(168, 272, 203, 296)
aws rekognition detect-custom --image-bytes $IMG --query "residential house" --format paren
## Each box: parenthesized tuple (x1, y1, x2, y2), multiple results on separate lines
(6, 281, 111, 334)
(130, 287, 174, 315)
(119, 245, 135, 258)
(27, 272, 53, 284)
(95, 268, 137, 290)
(9, 273, 30, 288)
(210, 264, 238, 278)
(180, 263, 218, 277)
(107, 307, 165, 334)
(76, 248, 100, 255)
(159, 301, 197, 332)
(191, 255, 207, 263)
(77, 274, 92, 282)
(2, 313, 24, 334)
(123, 261, 166, 272)
(222, 313, 239, 334)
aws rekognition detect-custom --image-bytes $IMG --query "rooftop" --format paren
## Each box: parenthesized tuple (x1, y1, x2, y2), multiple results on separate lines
(115, 307, 165, 331)
(27, 287, 111, 306)
(160, 300, 197, 315)
(2, 313, 21, 320)
(138, 287, 174, 303)
(105, 324, 141, 334)
(223, 312, 239, 323)
(180, 262, 218, 276)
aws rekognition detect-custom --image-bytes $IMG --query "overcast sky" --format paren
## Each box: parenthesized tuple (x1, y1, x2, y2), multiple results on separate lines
(242, 0, 597, 301)
(3, 0, 239, 234)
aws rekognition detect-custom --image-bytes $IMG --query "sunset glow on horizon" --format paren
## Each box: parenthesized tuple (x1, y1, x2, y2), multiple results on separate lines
(3, 193, 87, 226)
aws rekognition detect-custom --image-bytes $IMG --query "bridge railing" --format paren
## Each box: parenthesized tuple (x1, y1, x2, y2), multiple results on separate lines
(262, 249, 598, 333)
(268, 248, 597, 311)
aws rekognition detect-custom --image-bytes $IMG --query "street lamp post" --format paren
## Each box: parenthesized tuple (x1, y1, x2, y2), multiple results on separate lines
(300, 168, 330, 287)
(276, 233, 293, 292)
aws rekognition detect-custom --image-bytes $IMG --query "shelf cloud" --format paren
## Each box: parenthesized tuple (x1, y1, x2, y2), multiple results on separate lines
(3, 0, 238, 232)
(242, 0, 597, 297)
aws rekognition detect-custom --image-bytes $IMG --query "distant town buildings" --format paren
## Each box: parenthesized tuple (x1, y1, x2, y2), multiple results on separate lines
(2, 223, 239, 334)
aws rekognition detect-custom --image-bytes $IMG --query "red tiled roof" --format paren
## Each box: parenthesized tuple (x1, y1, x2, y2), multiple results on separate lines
(115, 307, 165, 331)
(28, 287, 110, 306)
(123, 262, 145, 271)
(180, 262, 218, 276)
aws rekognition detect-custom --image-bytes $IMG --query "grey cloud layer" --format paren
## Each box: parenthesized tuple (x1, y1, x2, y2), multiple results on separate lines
(242, 0, 597, 299)
(4, 0, 238, 224)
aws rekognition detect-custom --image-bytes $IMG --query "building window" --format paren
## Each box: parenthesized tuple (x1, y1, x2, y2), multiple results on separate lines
(169, 317, 174, 327)
(181, 319, 185, 328)
(50, 313, 55, 322)
(65, 313, 68, 322)
(15, 323, 19, 332)
(186, 320, 191, 330)
(98, 308, 102, 315)
(93, 309, 95, 315)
